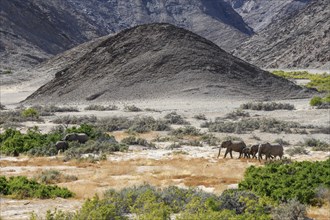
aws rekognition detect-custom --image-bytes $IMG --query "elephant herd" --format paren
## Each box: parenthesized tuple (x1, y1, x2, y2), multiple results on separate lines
(217, 140, 284, 161)
(55, 133, 89, 152)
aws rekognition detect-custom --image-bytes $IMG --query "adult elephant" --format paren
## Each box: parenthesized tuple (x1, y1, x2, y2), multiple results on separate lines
(64, 133, 89, 144)
(258, 143, 283, 161)
(217, 140, 246, 159)
(55, 141, 68, 152)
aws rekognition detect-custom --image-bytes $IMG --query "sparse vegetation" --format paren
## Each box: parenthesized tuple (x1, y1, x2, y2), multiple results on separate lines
(124, 105, 142, 112)
(37, 170, 77, 184)
(225, 109, 250, 119)
(286, 146, 309, 156)
(301, 138, 330, 151)
(170, 126, 201, 136)
(164, 112, 189, 125)
(84, 104, 118, 111)
(193, 113, 207, 120)
(121, 136, 155, 148)
(32, 105, 79, 116)
(199, 133, 219, 146)
(64, 140, 128, 160)
(51, 115, 97, 125)
(274, 138, 290, 146)
(0, 103, 6, 110)
(202, 117, 314, 134)
(0, 176, 73, 199)
(239, 159, 330, 205)
(240, 102, 295, 111)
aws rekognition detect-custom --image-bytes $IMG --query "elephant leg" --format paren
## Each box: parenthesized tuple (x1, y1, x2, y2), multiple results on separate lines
(230, 150, 233, 159)
(224, 149, 229, 158)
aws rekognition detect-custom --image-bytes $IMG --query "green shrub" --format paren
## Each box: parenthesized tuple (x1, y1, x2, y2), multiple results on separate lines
(239, 159, 330, 205)
(21, 108, 39, 118)
(0, 176, 73, 199)
(310, 96, 323, 106)
(0, 127, 63, 156)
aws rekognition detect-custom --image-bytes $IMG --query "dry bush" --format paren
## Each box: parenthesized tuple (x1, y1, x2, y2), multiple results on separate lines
(272, 199, 307, 220)
(241, 102, 295, 111)
(193, 114, 207, 120)
(124, 105, 142, 112)
(286, 146, 309, 156)
(52, 115, 97, 125)
(84, 105, 118, 111)
(121, 136, 155, 148)
(225, 110, 250, 120)
(37, 169, 77, 184)
(164, 112, 189, 125)
(170, 126, 201, 136)
(0, 109, 44, 125)
(274, 138, 290, 146)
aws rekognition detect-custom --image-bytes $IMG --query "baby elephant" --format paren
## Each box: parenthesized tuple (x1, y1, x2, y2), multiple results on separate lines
(242, 147, 251, 158)
(55, 141, 68, 152)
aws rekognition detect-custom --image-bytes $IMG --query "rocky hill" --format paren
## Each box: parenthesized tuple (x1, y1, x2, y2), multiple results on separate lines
(224, 0, 311, 32)
(234, 0, 330, 69)
(25, 23, 310, 104)
(0, 0, 252, 71)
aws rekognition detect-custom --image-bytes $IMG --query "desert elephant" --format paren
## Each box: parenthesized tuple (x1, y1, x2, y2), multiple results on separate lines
(242, 147, 251, 158)
(258, 143, 283, 161)
(217, 140, 247, 159)
(64, 133, 89, 144)
(55, 141, 69, 152)
(250, 144, 259, 159)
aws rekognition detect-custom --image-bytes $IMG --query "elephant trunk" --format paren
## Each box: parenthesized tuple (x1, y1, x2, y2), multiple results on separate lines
(217, 143, 223, 158)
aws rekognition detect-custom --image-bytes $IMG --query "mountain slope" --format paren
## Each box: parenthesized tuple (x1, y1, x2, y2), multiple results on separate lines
(234, 0, 330, 69)
(224, 0, 311, 32)
(25, 23, 310, 104)
(0, 0, 252, 71)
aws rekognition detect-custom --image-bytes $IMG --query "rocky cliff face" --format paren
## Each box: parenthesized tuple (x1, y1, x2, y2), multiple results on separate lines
(0, 0, 252, 71)
(234, 0, 330, 69)
(224, 0, 311, 32)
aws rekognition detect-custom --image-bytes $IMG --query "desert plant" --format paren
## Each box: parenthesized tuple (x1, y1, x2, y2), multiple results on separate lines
(199, 133, 219, 146)
(225, 109, 250, 120)
(37, 170, 77, 184)
(84, 105, 118, 111)
(240, 102, 295, 111)
(170, 126, 201, 136)
(286, 146, 309, 156)
(21, 108, 39, 118)
(0, 103, 6, 110)
(123, 105, 142, 112)
(52, 115, 97, 125)
(310, 96, 323, 106)
(164, 112, 189, 125)
(274, 138, 290, 146)
(121, 136, 155, 148)
(272, 199, 307, 220)
(193, 114, 207, 120)
(0, 176, 73, 199)
(301, 138, 330, 151)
